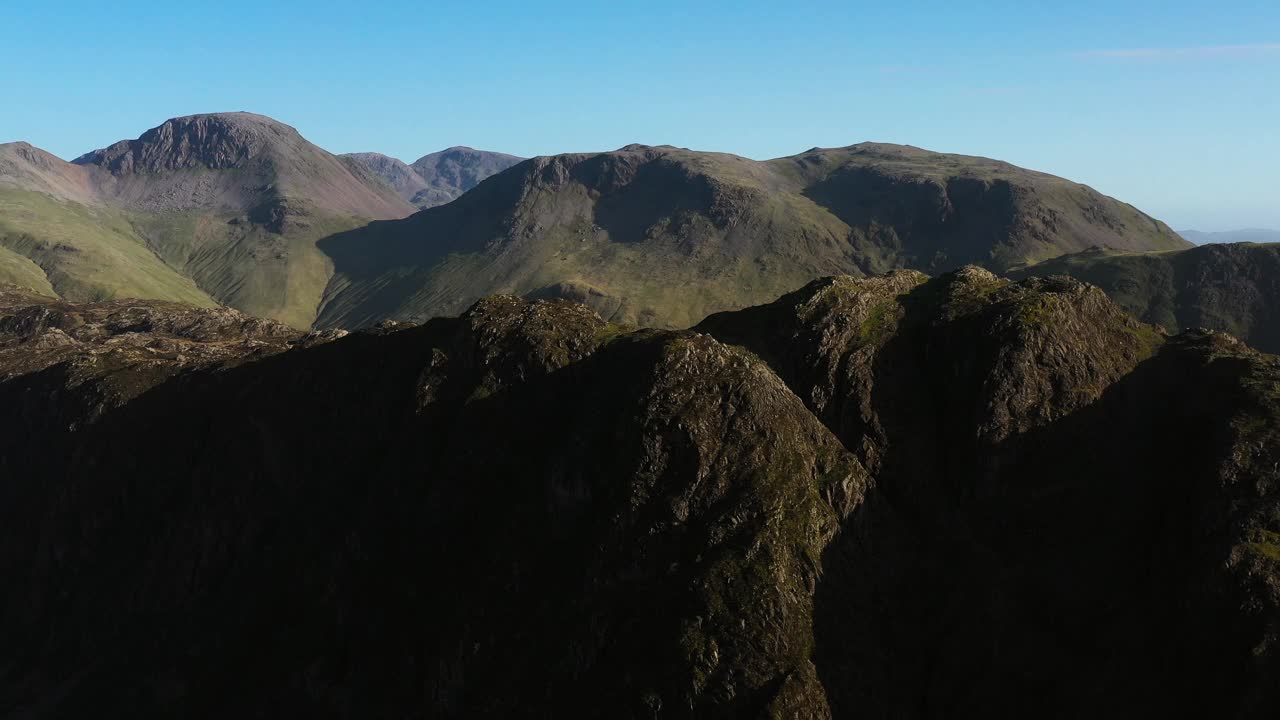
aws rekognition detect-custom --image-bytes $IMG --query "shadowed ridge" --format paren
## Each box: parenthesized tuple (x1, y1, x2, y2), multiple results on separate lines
(2, 275, 1279, 715)
(1013, 241, 1280, 353)
(700, 268, 1279, 717)
(0, 290, 863, 717)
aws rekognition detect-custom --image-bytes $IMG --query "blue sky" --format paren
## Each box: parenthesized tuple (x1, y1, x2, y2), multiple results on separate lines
(2, 1, 1276, 230)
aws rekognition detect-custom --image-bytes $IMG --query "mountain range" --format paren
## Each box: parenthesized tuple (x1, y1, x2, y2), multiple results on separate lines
(314, 142, 1189, 329)
(1, 112, 1190, 331)
(4, 109, 1279, 716)
(2, 268, 1276, 716)
(342, 146, 524, 208)
(1181, 228, 1280, 245)
(0, 113, 516, 328)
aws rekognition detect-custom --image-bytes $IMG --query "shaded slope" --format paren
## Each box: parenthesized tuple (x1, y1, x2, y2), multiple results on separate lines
(0, 289, 862, 717)
(699, 269, 1280, 717)
(776, 143, 1187, 270)
(1013, 242, 1280, 353)
(2, 271, 1278, 717)
(317, 142, 1188, 329)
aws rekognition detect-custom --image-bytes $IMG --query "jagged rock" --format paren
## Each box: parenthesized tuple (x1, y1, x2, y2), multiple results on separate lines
(0, 272, 1277, 718)
(700, 268, 1280, 717)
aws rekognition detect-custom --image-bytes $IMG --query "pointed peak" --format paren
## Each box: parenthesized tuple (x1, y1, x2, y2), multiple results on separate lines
(73, 112, 305, 174)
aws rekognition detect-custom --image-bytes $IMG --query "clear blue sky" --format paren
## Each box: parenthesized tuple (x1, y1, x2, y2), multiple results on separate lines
(2, 1, 1276, 230)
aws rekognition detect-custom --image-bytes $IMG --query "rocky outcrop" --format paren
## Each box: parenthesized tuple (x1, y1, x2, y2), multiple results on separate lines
(70, 112, 414, 219)
(700, 269, 1280, 717)
(1, 271, 1277, 717)
(75, 113, 281, 174)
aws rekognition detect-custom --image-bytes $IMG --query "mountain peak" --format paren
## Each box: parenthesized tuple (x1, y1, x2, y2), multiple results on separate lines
(0, 140, 99, 204)
(1, 140, 65, 168)
(343, 151, 409, 165)
(73, 112, 303, 174)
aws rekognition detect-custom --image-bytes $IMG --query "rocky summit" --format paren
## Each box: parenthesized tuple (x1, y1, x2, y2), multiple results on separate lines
(1, 269, 1277, 718)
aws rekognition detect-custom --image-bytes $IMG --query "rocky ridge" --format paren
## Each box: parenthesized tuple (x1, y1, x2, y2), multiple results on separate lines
(1, 269, 1277, 717)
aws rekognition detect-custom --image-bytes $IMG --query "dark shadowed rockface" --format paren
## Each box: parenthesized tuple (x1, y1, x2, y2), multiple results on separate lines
(2, 267, 1277, 717)
(1014, 242, 1280, 353)
(316, 142, 1188, 330)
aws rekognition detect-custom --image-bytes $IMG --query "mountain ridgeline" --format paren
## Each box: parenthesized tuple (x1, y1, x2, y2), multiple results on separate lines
(1, 114, 1190, 331)
(315, 142, 1188, 329)
(1181, 229, 1280, 245)
(1, 269, 1277, 717)
(0, 113, 516, 328)
(342, 147, 525, 208)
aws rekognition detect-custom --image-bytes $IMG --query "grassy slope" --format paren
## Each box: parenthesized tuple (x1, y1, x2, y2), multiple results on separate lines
(316, 149, 860, 329)
(315, 144, 1188, 330)
(0, 186, 382, 328)
(129, 208, 371, 329)
(0, 244, 55, 296)
(0, 190, 216, 306)
(0, 133, 1192, 332)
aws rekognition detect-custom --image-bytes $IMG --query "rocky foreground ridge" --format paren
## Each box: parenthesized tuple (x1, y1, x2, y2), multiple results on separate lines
(1, 271, 1278, 718)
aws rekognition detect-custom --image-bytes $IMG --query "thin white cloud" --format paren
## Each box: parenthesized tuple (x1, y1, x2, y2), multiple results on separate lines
(1076, 43, 1280, 60)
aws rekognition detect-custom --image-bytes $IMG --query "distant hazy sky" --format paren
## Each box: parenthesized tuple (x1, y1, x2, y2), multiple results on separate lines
(2, 1, 1276, 230)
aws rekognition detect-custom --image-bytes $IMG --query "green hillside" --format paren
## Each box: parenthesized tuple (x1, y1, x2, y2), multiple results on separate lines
(1, 120, 1191, 332)
(0, 190, 216, 306)
(0, 114, 416, 328)
(316, 143, 1189, 329)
